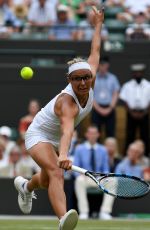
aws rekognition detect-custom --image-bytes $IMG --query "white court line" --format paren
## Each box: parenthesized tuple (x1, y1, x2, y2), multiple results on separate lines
(0, 227, 150, 230)
(0, 215, 56, 220)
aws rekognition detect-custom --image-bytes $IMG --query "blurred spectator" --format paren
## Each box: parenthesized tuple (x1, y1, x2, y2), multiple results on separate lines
(0, 126, 16, 158)
(59, 0, 100, 23)
(91, 56, 120, 138)
(0, 138, 7, 168)
(126, 12, 150, 40)
(77, 9, 109, 41)
(124, 0, 150, 16)
(117, 0, 150, 22)
(59, 0, 83, 21)
(134, 139, 149, 169)
(12, 0, 30, 6)
(48, 4, 77, 40)
(31, 0, 58, 7)
(115, 142, 143, 178)
(104, 137, 121, 171)
(12, 3, 28, 32)
(74, 0, 100, 22)
(18, 99, 40, 139)
(27, 0, 56, 31)
(105, 0, 125, 7)
(99, 137, 121, 220)
(17, 138, 40, 177)
(0, 145, 21, 178)
(73, 125, 109, 219)
(0, 0, 22, 36)
(119, 64, 150, 155)
(133, 140, 150, 183)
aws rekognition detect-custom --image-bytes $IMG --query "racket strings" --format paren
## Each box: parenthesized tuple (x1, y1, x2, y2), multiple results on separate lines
(99, 176, 149, 198)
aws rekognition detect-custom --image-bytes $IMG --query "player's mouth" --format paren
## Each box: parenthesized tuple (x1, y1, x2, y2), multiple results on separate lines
(79, 88, 87, 91)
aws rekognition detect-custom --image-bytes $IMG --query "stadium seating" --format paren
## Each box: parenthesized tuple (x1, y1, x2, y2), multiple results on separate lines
(105, 7, 124, 19)
(105, 19, 127, 33)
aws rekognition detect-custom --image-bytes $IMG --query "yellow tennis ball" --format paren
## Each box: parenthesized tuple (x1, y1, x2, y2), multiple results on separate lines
(20, 67, 34, 80)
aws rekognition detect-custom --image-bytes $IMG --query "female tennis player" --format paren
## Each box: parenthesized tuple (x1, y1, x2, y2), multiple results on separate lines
(14, 6, 104, 230)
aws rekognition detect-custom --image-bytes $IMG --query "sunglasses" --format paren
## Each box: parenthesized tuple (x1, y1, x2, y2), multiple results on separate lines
(69, 75, 92, 82)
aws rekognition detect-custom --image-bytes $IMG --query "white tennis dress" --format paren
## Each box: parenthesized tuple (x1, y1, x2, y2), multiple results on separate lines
(25, 83, 93, 150)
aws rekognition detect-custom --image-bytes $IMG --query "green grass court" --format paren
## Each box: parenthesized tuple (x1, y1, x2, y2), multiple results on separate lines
(0, 219, 150, 230)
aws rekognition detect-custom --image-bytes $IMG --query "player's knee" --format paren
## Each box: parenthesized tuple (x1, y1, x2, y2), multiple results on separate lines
(48, 168, 64, 182)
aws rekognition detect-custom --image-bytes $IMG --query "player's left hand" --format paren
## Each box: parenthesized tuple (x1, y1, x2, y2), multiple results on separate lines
(57, 155, 72, 170)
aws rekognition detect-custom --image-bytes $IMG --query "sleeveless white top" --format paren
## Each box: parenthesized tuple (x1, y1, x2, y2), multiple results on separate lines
(26, 83, 93, 149)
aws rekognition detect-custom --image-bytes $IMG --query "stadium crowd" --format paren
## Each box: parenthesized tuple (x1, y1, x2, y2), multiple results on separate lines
(0, 0, 150, 40)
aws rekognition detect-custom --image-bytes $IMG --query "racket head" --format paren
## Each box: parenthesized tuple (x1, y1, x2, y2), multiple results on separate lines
(98, 174, 150, 199)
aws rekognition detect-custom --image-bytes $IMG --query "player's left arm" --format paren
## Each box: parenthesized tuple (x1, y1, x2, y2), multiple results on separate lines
(87, 6, 104, 88)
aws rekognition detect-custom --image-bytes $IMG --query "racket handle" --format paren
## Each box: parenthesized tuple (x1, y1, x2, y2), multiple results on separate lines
(71, 165, 87, 174)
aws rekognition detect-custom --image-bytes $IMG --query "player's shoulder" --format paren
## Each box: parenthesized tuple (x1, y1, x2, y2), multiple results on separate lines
(57, 93, 78, 108)
(55, 93, 79, 117)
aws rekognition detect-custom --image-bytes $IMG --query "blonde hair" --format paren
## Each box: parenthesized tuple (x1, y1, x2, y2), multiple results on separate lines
(104, 137, 119, 157)
(67, 57, 87, 67)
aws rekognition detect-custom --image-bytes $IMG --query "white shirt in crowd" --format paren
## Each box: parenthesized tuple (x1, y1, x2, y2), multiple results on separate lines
(119, 79, 150, 110)
(124, 0, 150, 14)
(28, 1, 56, 24)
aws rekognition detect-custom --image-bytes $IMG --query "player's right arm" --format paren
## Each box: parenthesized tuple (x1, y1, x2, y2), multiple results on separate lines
(55, 94, 79, 170)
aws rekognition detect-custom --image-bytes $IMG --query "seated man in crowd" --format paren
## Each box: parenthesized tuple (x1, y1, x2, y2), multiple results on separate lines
(73, 125, 109, 219)
(126, 12, 150, 40)
(0, 145, 21, 178)
(27, 0, 56, 32)
(117, 0, 150, 22)
(0, 0, 23, 37)
(48, 4, 77, 40)
(115, 142, 143, 178)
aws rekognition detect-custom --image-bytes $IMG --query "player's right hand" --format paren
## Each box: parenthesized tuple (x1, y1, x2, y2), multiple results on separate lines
(57, 155, 72, 170)
(92, 6, 104, 25)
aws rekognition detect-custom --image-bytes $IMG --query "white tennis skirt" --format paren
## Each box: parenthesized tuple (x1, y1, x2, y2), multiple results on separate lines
(25, 130, 59, 151)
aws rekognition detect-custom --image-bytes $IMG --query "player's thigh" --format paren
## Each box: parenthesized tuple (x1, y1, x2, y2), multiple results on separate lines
(28, 142, 63, 177)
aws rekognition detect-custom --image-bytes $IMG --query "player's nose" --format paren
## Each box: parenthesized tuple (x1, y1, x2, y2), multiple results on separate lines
(81, 79, 85, 85)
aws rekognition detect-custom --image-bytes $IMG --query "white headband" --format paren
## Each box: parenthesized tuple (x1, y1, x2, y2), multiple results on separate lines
(68, 62, 91, 75)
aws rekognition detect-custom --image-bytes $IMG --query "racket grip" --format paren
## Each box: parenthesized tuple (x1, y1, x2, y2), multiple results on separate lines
(71, 165, 87, 174)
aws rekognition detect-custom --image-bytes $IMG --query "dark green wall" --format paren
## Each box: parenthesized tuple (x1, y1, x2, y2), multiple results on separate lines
(0, 40, 149, 127)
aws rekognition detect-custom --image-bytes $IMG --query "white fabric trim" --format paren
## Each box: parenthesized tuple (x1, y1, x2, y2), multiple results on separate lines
(68, 62, 91, 74)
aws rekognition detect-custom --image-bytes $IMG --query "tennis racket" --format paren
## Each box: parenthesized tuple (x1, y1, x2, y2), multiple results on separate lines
(71, 165, 150, 199)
